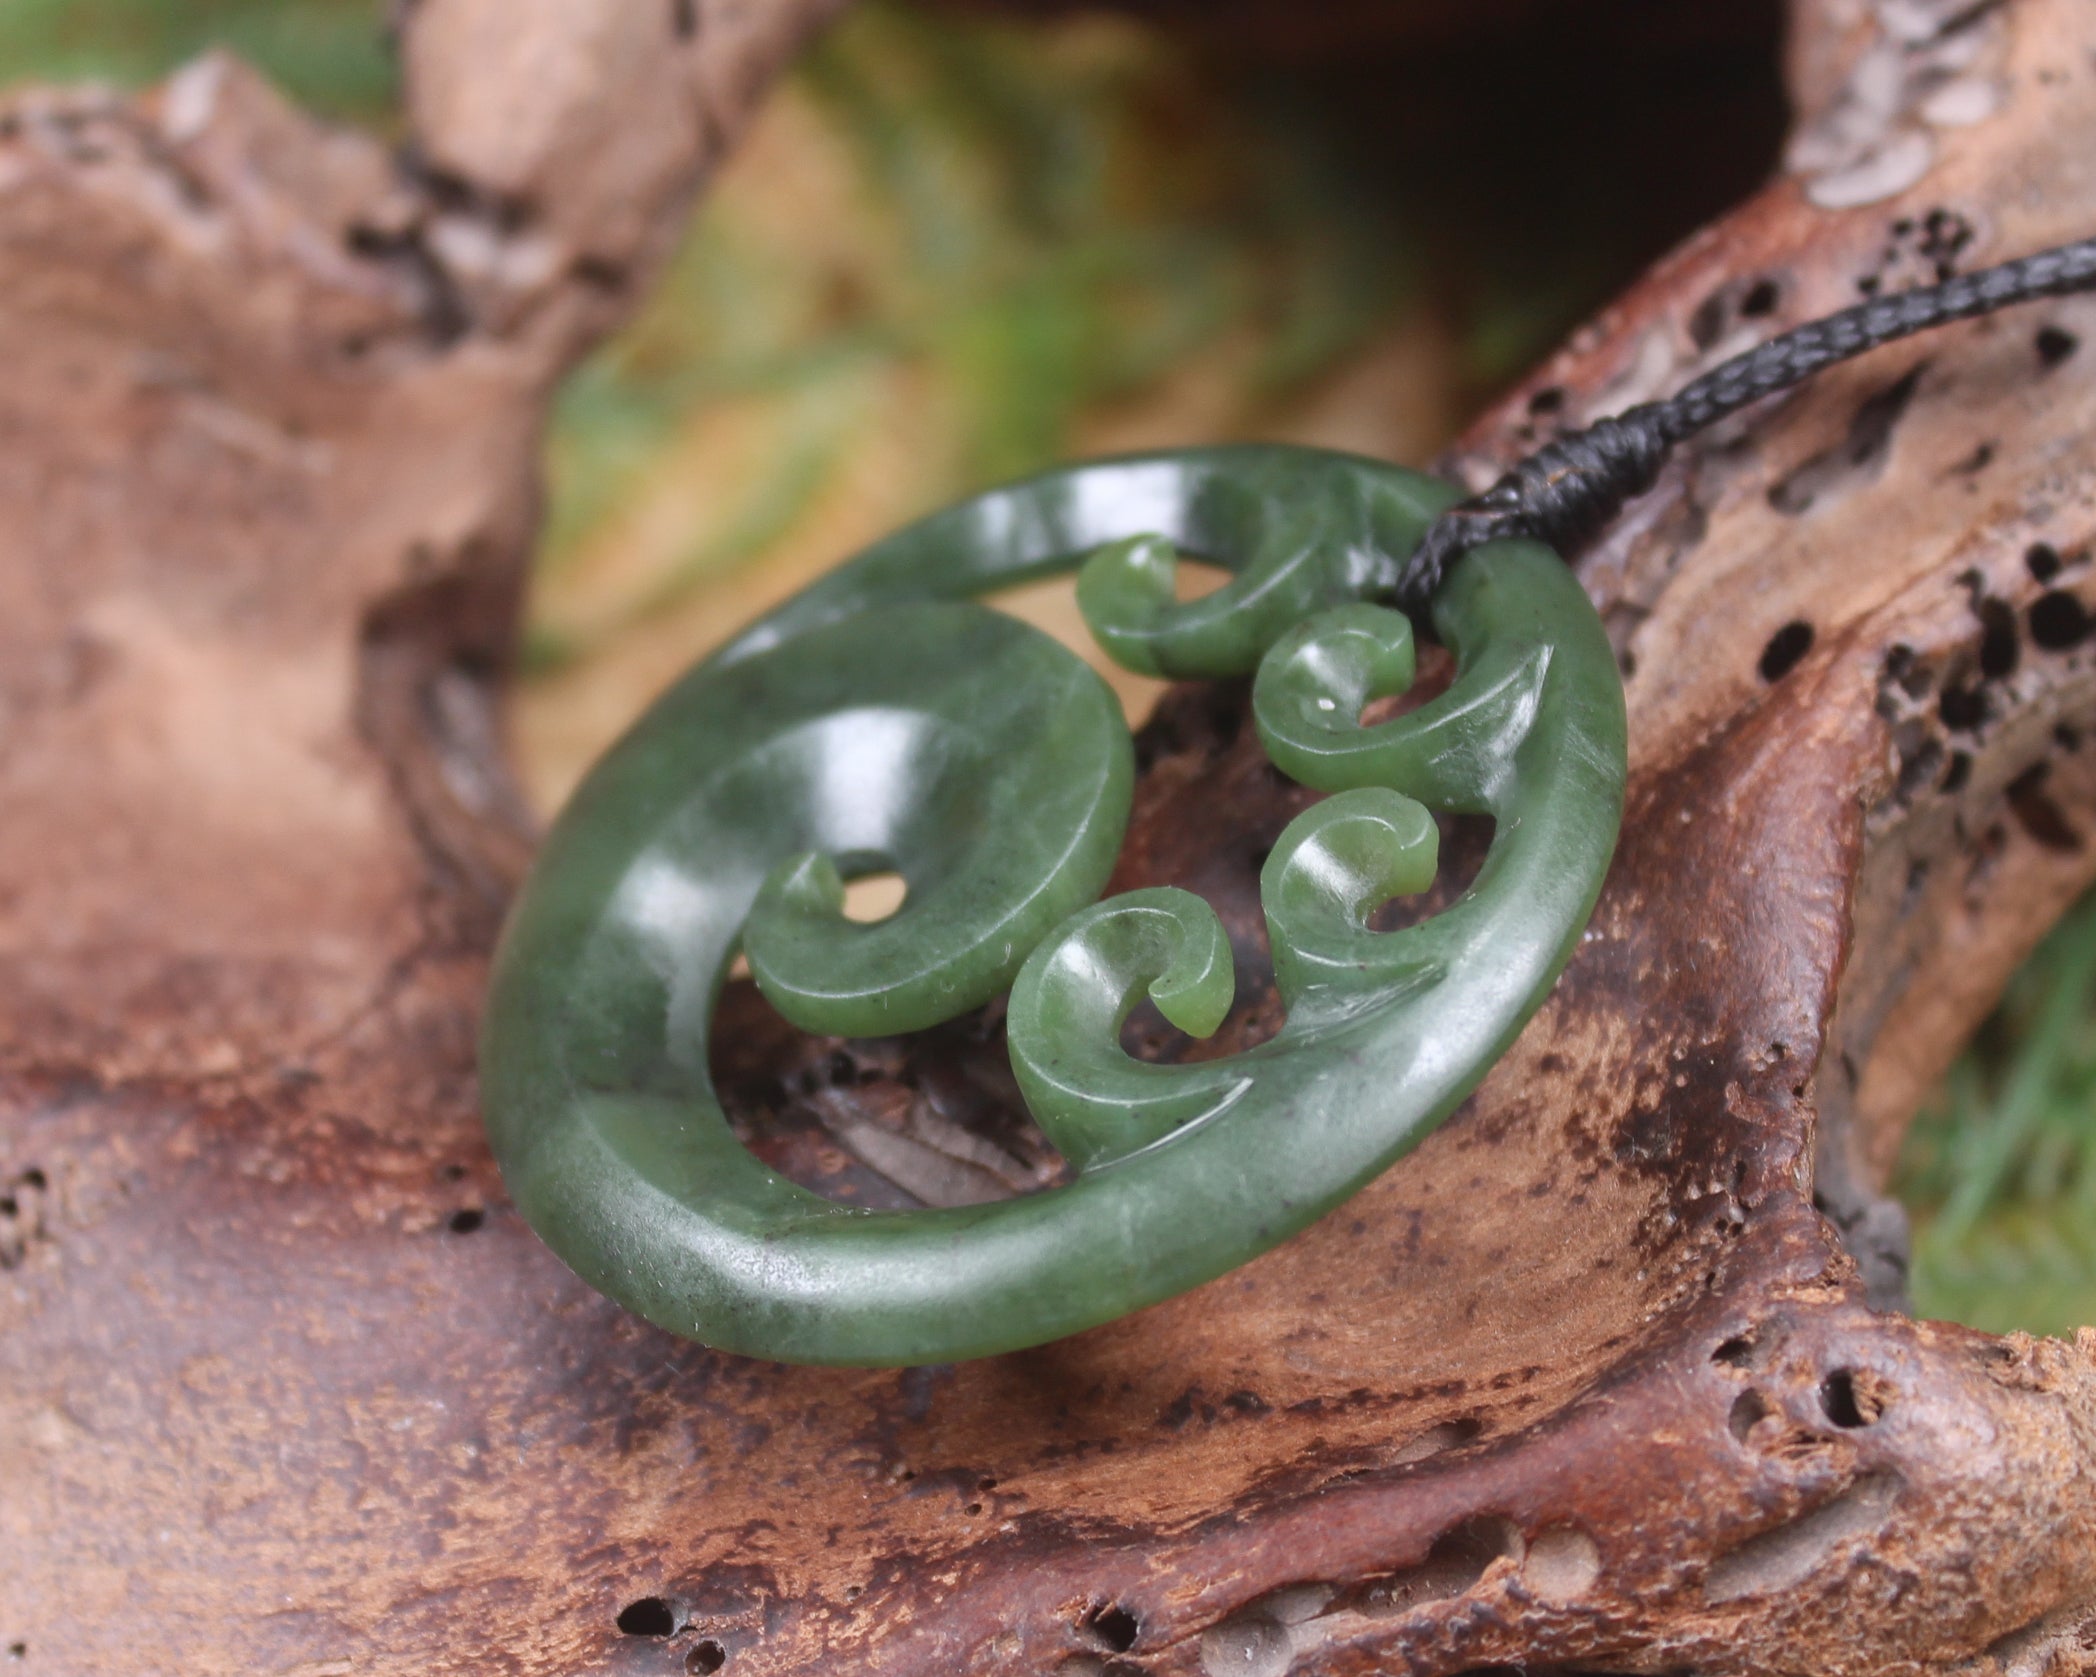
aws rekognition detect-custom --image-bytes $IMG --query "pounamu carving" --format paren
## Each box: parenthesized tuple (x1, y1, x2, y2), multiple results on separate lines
(483, 452, 1625, 1363)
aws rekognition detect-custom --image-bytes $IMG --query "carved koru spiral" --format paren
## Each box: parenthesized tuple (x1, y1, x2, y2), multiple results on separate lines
(481, 445, 1627, 1365)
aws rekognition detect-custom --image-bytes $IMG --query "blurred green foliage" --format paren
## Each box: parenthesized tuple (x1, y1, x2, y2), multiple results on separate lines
(0, 0, 394, 121)
(1895, 894, 2096, 1335)
(7, 0, 2091, 1336)
(532, 4, 1411, 665)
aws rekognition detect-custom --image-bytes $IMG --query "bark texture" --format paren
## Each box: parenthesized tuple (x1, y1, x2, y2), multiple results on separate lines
(5, 2, 2096, 1675)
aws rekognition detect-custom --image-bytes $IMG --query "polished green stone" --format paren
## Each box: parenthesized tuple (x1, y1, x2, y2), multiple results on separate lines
(736, 605, 1132, 1039)
(481, 445, 1627, 1366)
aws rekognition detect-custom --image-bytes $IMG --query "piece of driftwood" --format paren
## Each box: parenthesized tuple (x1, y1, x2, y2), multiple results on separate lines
(5, 1, 2096, 1674)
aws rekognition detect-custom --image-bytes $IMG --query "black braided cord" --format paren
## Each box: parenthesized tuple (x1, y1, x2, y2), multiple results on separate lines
(1392, 233, 2096, 616)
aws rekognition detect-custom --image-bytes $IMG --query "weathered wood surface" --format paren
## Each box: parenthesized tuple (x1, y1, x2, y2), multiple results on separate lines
(5, 2, 2096, 1675)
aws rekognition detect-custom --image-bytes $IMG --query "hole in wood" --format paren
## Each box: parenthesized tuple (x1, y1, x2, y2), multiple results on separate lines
(1820, 1368, 1890, 1428)
(2035, 325, 2079, 368)
(2007, 764, 2082, 853)
(1977, 597, 2019, 680)
(1349, 1515, 1522, 1619)
(1939, 684, 1986, 732)
(617, 1598, 678, 1637)
(1758, 620, 1814, 682)
(1199, 1614, 1289, 1677)
(1766, 368, 1923, 515)
(2029, 591, 2092, 651)
(1391, 1415, 1484, 1464)
(1524, 1527, 1602, 1603)
(1082, 1604, 1139, 1653)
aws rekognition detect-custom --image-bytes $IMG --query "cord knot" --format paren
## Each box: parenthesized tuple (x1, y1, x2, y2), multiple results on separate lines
(1393, 409, 1669, 614)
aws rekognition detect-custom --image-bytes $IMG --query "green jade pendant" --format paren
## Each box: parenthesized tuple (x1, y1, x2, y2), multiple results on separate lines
(481, 444, 1627, 1366)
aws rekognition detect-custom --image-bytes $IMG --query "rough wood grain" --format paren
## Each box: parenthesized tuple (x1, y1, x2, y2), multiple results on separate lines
(5, 2, 2096, 1675)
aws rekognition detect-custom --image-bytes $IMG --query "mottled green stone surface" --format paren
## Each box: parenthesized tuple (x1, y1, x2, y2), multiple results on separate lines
(481, 445, 1627, 1365)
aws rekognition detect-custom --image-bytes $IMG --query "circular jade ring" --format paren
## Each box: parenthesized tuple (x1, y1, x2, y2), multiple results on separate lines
(481, 444, 1627, 1366)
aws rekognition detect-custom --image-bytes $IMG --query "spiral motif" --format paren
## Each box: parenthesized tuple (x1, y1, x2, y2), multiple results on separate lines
(481, 445, 1626, 1365)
